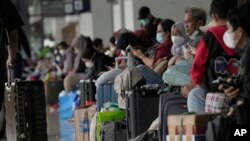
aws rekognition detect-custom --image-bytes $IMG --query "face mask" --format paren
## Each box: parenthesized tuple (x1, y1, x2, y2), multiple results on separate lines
(140, 18, 150, 26)
(85, 61, 94, 68)
(223, 31, 239, 49)
(189, 30, 199, 40)
(59, 49, 65, 55)
(156, 32, 164, 43)
(171, 36, 185, 47)
(56, 56, 61, 62)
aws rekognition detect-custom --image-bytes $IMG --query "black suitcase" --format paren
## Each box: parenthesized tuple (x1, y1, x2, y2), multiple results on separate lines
(79, 79, 96, 106)
(126, 85, 160, 140)
(158, 93, 188, 141)
(46, 80, 64, 105)
(101, 121, 127, 141)
(5, 77, 47, 141)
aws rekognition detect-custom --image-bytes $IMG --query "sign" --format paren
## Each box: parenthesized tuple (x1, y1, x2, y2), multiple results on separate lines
(64, 0, 91, 15)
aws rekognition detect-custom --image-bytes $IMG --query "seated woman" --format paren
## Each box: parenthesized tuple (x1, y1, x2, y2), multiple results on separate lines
(168, 22, 190, 67)
(132, 19, 175, 85)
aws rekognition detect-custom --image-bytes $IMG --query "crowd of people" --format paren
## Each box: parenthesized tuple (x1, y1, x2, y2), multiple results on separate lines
(1, 0, 250, 139)
(26, 0, 250, 125)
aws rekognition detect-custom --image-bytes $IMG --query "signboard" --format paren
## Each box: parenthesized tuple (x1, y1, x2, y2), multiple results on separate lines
(64, 0, 91, 15)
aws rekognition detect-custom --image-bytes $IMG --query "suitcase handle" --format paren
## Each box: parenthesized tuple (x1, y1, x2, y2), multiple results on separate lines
(7, 65, 14, 87)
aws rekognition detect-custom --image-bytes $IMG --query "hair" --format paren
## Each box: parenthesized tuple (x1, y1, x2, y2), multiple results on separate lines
(81, 37, 96, 59)
(58, 41, 68, 48)
(160, 19, 175, 33)
(185, 7, 207, 26)
(109, 36, 116, 44)
(210, 0, 237, 20)
(227, 3, 250, 36)
(93, 38, 103, 47)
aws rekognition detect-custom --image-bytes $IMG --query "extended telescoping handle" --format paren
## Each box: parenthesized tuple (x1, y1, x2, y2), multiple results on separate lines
(7, 66, 14, 88)
(126, 45, 134, 69)
(5, 28, 14, 87)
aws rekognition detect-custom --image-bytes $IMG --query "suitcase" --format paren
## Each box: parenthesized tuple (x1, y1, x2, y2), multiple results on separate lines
(5, 80, 47, 141)
(126, 85, 160, 140)
(46, 80, 64, 105)
(97, 83, 117, 111)
(101, 121, 127, 141)
(158, 93, 188, 141)
(79, 79, 96, 106)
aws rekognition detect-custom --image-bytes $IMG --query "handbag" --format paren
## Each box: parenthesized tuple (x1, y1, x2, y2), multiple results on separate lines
(205, 92, 230, 114)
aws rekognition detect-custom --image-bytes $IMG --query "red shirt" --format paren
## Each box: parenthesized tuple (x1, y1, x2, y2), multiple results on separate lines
(153, 39, 173, 64)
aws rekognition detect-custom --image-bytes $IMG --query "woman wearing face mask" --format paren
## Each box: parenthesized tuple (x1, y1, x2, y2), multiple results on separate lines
(81, 37, 114, 79)
(133, 19, 175, 69)
(219, 4, 250, 124)
(168, 22, 190, 66)
(131, 19, 174, 85)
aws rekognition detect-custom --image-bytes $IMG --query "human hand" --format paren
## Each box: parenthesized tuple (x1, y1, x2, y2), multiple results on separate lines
(132, 48, 143, 58)
(218, 85, 240, 98)
(6, 56, 15, 68)
(27, 57, 33, 67)
(181, 84, 196, 97)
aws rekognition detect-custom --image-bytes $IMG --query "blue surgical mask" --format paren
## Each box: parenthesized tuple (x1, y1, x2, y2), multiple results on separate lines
(156, 33, 164, 43)
(140, 18, 150, 26)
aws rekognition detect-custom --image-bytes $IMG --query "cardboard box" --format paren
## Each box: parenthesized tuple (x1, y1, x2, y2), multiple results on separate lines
(74, 105, 96, 141)
(167, 113, 219, 141)
(166, 135, 205, 141)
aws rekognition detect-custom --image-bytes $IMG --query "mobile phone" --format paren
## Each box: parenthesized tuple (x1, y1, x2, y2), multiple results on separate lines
(212, 77, 238, 87)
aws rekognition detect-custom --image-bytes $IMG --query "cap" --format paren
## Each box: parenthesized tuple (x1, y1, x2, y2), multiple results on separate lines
(138, 6, 151, 20)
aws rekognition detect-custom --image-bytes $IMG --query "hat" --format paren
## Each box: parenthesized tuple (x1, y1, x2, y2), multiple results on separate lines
(138, 6, 151, 19)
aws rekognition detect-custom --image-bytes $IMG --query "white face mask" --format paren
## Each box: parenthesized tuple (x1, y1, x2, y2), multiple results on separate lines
(59, 49, 65, 55)
(56, 56, 61, 62)
(189, 30, 199, 40)
(171, 36, 185, 47)
(223, 31, 238, 49)
(85, 61, 94, 68)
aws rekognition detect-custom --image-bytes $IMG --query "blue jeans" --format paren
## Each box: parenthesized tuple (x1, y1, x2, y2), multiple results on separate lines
(136, 64, 164, 85)
(187, 87, 206, 113)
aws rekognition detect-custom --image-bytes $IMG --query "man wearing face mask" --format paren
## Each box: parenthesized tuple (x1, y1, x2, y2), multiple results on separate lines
(188, 0, 239, 113)
(138, 6, 159, 42)
(219, 4, 250, 124)
(184, 7, 206, 44)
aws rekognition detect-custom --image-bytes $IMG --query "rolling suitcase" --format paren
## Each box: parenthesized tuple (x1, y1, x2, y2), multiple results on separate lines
(126, 85, 160, 140)
(101, 121, 127, 141)
(5, 68, 47, 141)
(46, 80, 64, 105)
(96, 83, 117, 111)
(158, 93, 188, 141)
(79, 79, 96, 106)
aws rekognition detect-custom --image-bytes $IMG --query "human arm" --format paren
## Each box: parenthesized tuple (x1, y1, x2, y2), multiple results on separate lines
(132, 48, 154, 68)
(6, 29, 18, 67)
(191, 39, 209, 86)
